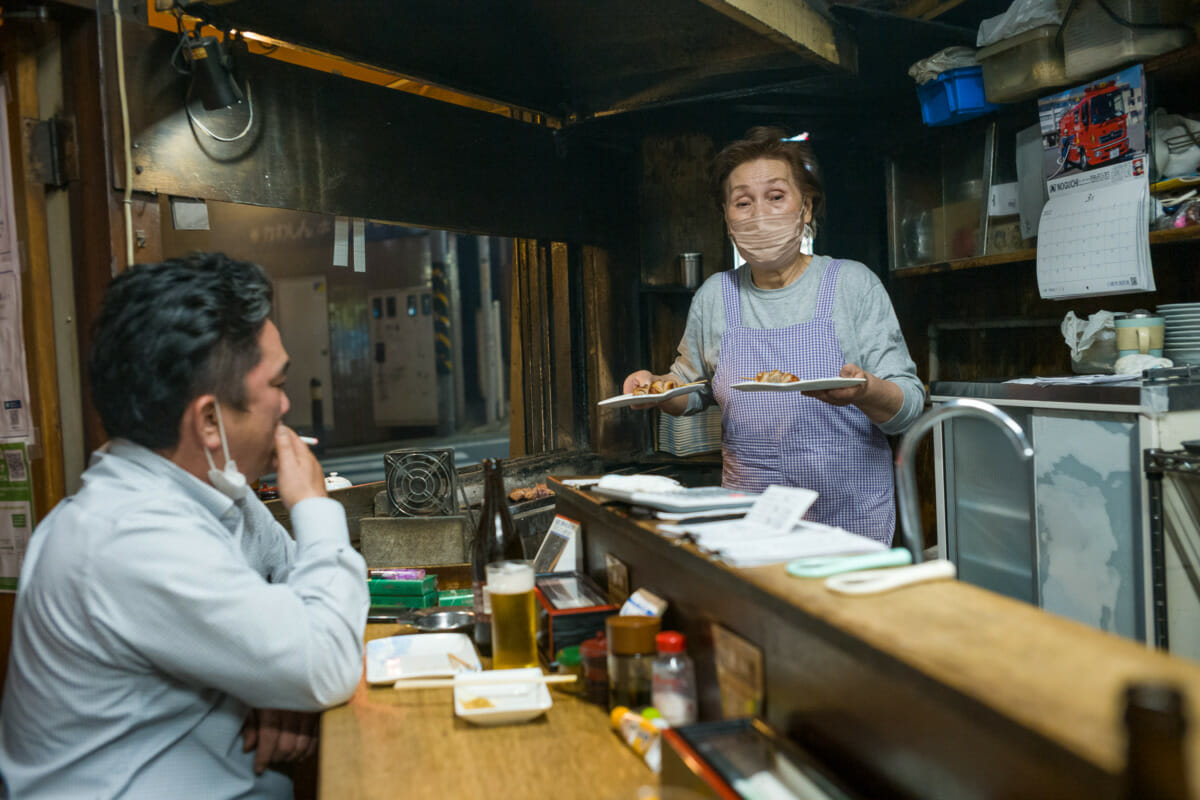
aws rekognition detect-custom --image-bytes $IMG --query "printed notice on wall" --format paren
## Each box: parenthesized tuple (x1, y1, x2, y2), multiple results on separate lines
(0, 442, 33, 591)
(0, 269, 32, 440)
(0, 79, 31, 441)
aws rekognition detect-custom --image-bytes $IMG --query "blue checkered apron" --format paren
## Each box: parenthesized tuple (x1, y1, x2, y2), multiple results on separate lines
(711, 262, 896, 544)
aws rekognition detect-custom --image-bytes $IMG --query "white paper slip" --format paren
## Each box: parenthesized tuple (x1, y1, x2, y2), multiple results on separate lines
(598, 381, 706, 408)
(742, 485, 818, 535)
(1006, 374, 1138, 385)
(730, 377, 865, 393)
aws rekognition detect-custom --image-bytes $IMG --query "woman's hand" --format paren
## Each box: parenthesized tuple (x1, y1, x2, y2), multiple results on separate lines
(623, 370, 655, 396)
(621, 370, 689, 415)
(804, 364, 902, 424)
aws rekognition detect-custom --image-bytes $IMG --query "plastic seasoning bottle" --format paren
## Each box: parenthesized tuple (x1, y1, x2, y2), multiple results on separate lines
(554, 645, 584, 695)
(641, 706, 670, 730)
(651, 631, 697, 726)
(606, 615, 661, 710)
(611, 706, 662, 774)
(579, 634, 609, 706)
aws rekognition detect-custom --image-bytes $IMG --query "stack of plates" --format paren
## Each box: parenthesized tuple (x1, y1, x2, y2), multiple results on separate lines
(1159, 303, 1200, 365)
(657, 406, 721, 457)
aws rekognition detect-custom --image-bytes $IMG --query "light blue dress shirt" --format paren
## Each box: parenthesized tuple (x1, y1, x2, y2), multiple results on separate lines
(0, 439, 368, 798)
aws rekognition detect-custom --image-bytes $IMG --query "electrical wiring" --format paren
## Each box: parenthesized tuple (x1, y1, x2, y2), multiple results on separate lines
(185, 81, 254, 142)
(112, 0, 134, 269)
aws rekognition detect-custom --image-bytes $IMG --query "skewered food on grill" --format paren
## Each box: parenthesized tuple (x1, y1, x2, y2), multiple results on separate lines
(509, 483, 554, 503)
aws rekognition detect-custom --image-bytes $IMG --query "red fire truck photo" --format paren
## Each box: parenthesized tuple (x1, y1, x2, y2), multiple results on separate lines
(1057, 81, 1129, 171)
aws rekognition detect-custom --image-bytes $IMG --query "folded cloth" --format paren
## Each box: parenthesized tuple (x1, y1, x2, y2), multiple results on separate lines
(1115, 354, 1173, 375)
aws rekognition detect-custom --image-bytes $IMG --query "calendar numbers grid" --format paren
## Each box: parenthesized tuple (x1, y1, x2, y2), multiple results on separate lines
(1036, 175, 1152, 299)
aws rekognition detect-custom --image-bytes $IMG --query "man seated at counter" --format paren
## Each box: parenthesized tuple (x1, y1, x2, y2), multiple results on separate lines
(624, 126, 924, 544)
(0, 253, 368, 798)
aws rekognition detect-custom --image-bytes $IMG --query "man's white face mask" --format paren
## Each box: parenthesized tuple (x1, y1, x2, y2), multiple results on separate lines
(203, 401, 248, 501)
(728, 211, 814, 271)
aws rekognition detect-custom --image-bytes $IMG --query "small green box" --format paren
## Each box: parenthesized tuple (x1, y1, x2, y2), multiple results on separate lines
(437, 588, 474, 607)
(368, 590, 439, 610)
(366, 575, 438, 597)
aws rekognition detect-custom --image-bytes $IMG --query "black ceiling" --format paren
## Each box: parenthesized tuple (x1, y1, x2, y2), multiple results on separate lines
(174, 0, 860, 119)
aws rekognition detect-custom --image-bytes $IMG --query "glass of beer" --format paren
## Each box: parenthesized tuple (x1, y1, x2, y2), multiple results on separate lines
(486, 560, 538, 669)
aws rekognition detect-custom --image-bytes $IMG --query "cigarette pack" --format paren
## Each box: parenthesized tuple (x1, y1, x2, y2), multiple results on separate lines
(367, 575, 438, 597)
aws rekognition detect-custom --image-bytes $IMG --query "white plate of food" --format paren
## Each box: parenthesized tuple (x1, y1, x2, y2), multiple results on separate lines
(365, 633, 482, 684)
(454, 668, 554, 726)
(598, 380, 706, 408)
(731, 370, 866, 392)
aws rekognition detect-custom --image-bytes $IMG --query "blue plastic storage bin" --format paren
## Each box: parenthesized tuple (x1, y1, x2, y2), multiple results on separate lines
(917, 66, 1000, 126)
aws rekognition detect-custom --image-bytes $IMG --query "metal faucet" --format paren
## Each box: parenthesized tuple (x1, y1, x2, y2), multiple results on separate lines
(895, 398, 1034, 564)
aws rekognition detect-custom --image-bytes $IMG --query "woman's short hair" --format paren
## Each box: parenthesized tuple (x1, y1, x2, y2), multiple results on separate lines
(712, 126, 825, 222)
(88, 252, 273, 451)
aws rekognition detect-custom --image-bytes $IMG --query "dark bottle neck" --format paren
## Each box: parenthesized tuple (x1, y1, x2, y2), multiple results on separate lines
(1124, 684, 1189, 800)
(483, 459, 505, 502)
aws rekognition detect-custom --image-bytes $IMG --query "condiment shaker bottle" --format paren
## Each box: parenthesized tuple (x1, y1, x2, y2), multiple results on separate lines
(651, 631, 697, 726)
(606, 615, 660, 710)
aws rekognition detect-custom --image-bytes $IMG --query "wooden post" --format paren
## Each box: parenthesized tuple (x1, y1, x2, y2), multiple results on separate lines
(3, 28, 65, 524)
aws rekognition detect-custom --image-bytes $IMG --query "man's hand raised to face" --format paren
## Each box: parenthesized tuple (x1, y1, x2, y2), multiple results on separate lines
(273, 425, 327, 510)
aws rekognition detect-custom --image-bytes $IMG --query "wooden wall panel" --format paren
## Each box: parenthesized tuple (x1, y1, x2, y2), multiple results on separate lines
(4, 29, 65, 522)
(639, 132, 729, 286)
(583, 246, 644, 458)
(550, 242, 576, 451)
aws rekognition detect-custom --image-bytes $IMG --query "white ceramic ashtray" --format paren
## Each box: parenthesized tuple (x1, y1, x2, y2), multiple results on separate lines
(453, 668, 553, 726)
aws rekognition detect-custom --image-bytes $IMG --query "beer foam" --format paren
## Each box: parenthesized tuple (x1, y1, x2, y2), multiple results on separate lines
(487, 561, 534, 594)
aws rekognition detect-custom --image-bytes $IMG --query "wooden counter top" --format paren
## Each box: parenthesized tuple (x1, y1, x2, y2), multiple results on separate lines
(319, 625, 652, 800)
(551, 478, 1200, 798)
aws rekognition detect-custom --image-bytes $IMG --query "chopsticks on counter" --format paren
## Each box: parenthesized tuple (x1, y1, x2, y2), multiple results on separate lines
(392, 674, 578, 690)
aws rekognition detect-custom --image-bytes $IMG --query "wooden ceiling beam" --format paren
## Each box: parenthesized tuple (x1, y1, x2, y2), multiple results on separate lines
(895, 0, 970, 21)
(695, 0, 857, 71)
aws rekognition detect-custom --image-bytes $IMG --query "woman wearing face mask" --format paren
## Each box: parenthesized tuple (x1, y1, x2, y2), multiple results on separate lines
(622, 126, 924, 544)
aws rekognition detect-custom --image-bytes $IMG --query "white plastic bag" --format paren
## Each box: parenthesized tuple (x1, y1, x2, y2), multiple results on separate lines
(907, 46, 978, 85)
(1152, 108, 1200, 180)
(1062, 310, 1117, 374)
(977, 0, 1066, 48)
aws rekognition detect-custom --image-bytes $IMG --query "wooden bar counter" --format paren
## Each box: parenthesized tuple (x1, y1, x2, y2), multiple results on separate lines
(550, 477, 1200, 799)
(319, 624, 652, 800)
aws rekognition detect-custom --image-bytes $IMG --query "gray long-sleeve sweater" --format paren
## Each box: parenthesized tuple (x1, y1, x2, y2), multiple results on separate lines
(666, 254, 925, 435)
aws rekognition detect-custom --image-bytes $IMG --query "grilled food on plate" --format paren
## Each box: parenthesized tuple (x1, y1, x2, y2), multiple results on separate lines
(754, 370, 800, 383)
(632, 378, 679, 396)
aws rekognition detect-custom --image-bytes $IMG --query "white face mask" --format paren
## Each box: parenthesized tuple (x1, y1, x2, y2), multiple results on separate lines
(728, 211, 810, 271)
(203, 401, 248, 501)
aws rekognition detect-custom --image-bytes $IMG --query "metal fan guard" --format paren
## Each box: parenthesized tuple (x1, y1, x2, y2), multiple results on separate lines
(385, 448, 458, 517)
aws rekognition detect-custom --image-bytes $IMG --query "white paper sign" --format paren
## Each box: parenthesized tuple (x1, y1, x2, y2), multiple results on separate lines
(742, 485, 818, 536)
(332, 216, 349, 267)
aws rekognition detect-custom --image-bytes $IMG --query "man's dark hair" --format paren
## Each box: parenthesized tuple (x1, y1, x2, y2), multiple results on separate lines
(89, 252, 273, 451)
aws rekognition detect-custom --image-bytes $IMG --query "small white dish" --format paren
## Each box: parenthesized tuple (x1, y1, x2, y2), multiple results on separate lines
(366, 633, 482, 684)
(731, 377, 866, 393)
(598, 381, 706, 408)
(454, 668, 553, 726)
